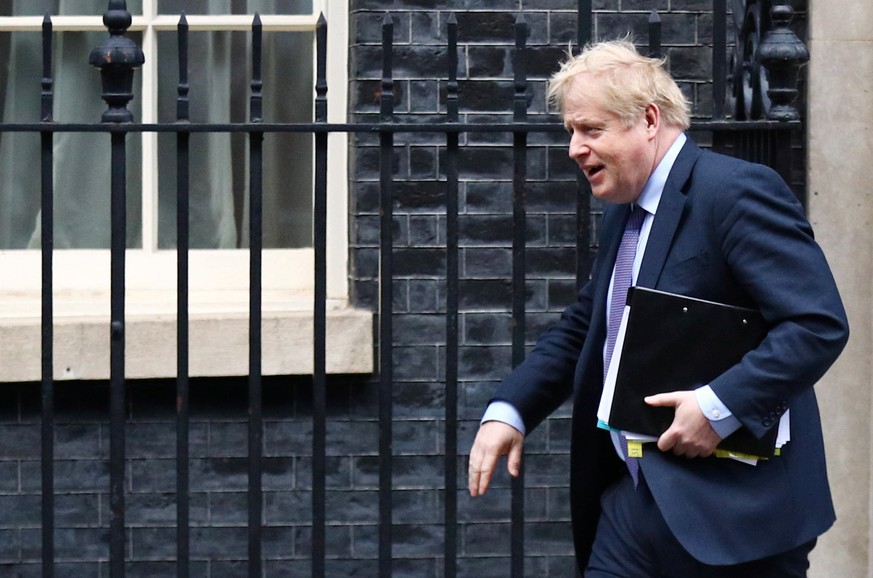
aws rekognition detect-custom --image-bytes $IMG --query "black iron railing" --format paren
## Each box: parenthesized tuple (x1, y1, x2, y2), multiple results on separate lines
(7, 0, 810, 576)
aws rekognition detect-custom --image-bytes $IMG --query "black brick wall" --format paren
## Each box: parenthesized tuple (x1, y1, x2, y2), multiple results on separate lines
(0, 1, 807, 576)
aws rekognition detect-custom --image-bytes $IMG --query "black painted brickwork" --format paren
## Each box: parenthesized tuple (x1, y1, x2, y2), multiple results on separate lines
(0, 1, 806, 576)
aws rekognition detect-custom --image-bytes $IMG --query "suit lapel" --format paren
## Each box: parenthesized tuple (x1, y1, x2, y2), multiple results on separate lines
(637, 139, 703, 288)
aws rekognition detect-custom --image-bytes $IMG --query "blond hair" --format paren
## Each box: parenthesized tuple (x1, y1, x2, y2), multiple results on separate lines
(547, 39, 691, 130)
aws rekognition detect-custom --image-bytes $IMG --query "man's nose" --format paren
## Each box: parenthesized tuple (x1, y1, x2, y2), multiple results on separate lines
(569, 133, 589, 159)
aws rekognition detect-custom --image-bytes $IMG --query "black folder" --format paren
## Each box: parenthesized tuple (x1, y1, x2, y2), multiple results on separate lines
(606, 286, 779, 457)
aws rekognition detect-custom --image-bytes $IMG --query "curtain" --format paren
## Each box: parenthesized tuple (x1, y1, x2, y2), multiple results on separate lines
(0, 0, 143, 249)
(0, 0, 313, 250)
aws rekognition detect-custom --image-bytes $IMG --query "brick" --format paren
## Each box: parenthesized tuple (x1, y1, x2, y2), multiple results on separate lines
(547, 213, 579, 245)
(0, 425, 39, 460)
(395, 180, 449, 211)
(352, 144, 405, 180)
(549, 11, 579, 45)
(394, 248, 446, 276)
(394, 557, 439, 575)
(326, 421, 380, 456)
(324, 557, 380, 577)
(408, 214, 440, 246)
(459, 216, 511, 246)
(292, 524, 354, 559)
(190, 526, 247, 560)
(394, 314, 447, 346)
(263, 489, 311, 525)
(391, 345, 439, 381)
(548, 278, 578, 308)
(458, 80, 516, 113)
(526, 247, 576, 276)
(392, 381, 447, 419)
(56, 493, 102, 527)
(407, 279, 443, 313)
(458, 278, 511, 310)
(409, 11, 444, 45)
(546, 146, 582, 180)
(623, 0, 669, 10)
(264, 420, 313, 457)
(667, 0, 711, 10)
(326, 490, 380, 523)
(53, 459, 109, 493)
(524, 45, 571, 78)
(206, 491, 249, 525)
(409, 146, 439, 180)
(463, 521, 511, 556)
(352, 247, 379, 279)
(667, 45, 713, 80)
(458, 345, 512, 380)
(393, 419, 439, 455)
(456, 12, 517, 43)
(526, 521, 575, 555)
(523, 453, 571, 487)
(205, 560, 249, 577)
(126, 422, 177, 459)
(525, 279, 550, 311)
(661, 12, 700, 45)
(465, 182, 513, 213)
(129, 527, 175, 560)
(53, 527, 110, 561)
(353, 455, 443, 488)
(294, 455, 353, 489)
(393, 488, 440, 523)
(393, 523, 444, 557)
(463, 312, 512, 345)
(468, 46, 511, 77)
(525, 311, 563, 339)
(596, 12, 651, 43)
(0, 495, 39, 527)
(127, 561, 193, 576)
(353, 11, 411, 45)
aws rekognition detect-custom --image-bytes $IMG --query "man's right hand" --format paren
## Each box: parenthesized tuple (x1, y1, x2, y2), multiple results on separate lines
(467, 421, 525, 497)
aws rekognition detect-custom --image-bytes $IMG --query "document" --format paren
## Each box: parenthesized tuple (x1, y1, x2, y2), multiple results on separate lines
(596, 287, 781, 458)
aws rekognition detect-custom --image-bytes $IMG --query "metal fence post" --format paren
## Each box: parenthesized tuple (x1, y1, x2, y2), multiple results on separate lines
(88, 2, 144, 575)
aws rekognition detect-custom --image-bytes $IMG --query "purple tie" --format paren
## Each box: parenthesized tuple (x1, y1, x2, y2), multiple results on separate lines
(605, 204, 646, 484)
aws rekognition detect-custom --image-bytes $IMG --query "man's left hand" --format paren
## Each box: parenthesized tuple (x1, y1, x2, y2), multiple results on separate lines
(645, 391, 721, 458)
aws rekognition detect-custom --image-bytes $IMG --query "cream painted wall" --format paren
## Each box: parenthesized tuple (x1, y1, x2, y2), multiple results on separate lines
(807, 1, 873, 576)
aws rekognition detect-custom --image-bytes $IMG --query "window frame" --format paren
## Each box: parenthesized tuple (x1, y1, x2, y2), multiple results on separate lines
(0, 0, 368, 381)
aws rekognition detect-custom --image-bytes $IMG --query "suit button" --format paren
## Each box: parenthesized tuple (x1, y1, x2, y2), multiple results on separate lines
(762, 417, 773, 427)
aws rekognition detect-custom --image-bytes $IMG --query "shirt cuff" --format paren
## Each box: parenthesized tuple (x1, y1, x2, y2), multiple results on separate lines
(695, 385, 741, 439)
(481, 400, 526, 436)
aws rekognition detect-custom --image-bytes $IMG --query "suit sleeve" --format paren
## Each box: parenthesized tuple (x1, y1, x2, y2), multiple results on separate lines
(490, 262, 599, 434)
(708, 162, 849, 439)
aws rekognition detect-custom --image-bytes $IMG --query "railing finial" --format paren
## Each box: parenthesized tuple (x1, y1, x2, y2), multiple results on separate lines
(757, 2, 809, 121)
(89, 0, 144, 123)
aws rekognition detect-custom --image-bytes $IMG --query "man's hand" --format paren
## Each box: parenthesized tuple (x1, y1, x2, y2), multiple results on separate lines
(645, 391, 721, 458)
(468, 421, 524, 497)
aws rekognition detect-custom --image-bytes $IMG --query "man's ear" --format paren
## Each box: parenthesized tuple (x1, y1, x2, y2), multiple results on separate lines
(644, 103, 661, 137)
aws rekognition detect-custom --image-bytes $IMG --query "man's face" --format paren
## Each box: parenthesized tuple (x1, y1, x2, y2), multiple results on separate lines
(562, 76, 658, 205)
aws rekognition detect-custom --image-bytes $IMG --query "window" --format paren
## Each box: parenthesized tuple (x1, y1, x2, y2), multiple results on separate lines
(0, 0, 370, 380)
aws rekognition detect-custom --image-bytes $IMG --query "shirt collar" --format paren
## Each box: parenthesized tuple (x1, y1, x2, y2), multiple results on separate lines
(635, 132, 686, 216)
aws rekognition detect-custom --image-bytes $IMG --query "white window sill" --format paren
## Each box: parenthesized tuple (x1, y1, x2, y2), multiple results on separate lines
(0, 291, 373, 382)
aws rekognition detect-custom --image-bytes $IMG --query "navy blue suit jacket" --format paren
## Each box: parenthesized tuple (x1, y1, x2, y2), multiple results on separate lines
(494, 138, 849, 568)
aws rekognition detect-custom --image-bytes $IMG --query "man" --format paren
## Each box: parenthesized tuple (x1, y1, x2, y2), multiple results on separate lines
(467, 40, 849, 577)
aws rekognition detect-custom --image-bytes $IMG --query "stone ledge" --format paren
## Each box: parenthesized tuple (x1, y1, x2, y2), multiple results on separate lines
(0, 306, 374, 382)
